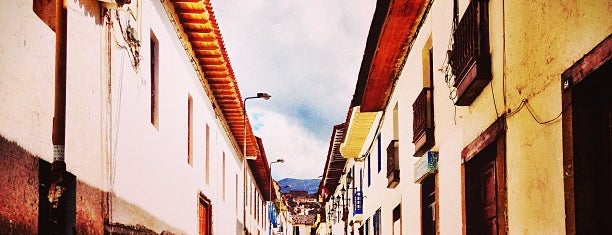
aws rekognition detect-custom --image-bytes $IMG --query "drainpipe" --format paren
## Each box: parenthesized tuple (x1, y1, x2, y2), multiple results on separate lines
(49, 0, 68, 232)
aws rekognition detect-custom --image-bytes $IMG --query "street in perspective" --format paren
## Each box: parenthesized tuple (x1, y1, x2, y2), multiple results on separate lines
(1, 0, 611, 234)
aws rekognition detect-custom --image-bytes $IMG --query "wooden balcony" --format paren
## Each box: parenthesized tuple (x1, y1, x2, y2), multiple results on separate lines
(450, 0, 491, 106)
(387, 140, 400, 188)
(412, 88, 435, 157)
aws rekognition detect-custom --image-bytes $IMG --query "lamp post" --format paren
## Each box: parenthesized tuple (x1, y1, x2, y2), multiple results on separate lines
(269, 159, 284, 235)
(243, 92, 271, 235)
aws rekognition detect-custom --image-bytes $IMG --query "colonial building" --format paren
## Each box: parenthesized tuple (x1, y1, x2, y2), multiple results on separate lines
(0, 0, 276, 234)
(319, 0, 610, 234)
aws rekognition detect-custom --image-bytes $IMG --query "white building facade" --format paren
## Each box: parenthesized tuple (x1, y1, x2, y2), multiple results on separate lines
(0, 0, 274, 234)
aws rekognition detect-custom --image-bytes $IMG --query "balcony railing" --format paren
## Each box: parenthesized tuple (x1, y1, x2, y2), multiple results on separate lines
(412, 88, 435, 157)
(353, 191, 363, 215)
(387, 140, 400, 188)
(450, 0, 491, 106)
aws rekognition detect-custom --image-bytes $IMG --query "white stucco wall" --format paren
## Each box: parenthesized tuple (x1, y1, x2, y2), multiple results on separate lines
(0, 0, 58, 164)
(0, 0, 263, 233)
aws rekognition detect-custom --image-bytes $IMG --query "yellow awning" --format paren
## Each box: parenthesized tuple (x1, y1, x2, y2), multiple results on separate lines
(340, 107, 380, 158)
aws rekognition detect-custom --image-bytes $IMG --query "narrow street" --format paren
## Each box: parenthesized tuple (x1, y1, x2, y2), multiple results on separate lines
(0, 0, 610, 234)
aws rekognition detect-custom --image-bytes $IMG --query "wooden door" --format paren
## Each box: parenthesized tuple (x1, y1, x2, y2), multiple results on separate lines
(480, 161, 497, 235)
(569, 60, 612, 234)
(199, 197, 211, 235)
(465, 143, 499, 235)
(421, 176, 436, 235)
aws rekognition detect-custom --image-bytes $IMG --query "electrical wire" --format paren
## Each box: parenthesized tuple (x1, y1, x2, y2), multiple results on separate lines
(525, 100, 571, 125)
(490, 81, 499, 118)
(113, 10, 140, 70)
(508, 99, 570, 125)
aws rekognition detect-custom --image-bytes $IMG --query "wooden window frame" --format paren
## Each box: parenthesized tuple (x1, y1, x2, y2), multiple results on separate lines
(461, 117, 508, 235)
(205, 124, 210, 184)
(561, 35, 611, 235)
(198, 193, 213, 235)
(150, 30, 159, 128)
(412, 87, 435, 157)
(188, 95, 193, 166)
(386, 140, 400, 188)
(420, 174, 438, 235)
(373, 208, 381, 235)
(377, 134, 382, 173)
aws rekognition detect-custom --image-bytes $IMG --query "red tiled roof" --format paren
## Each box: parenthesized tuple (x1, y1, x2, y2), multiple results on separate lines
(169, 0, 261, 159)
(291, 214, 317, 225)
(167, 0, 273, 195)
(249, 137, 274, 201)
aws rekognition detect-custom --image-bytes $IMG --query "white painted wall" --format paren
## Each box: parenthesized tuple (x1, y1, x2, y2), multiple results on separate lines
(0, 0, 266, 233)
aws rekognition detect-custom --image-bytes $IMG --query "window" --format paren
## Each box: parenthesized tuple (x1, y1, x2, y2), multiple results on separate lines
(373, 208, 381, 235)
(293, 226, 299, 235)
(205, 124, 210, 184)
(188, 95, 193, 166)
(222, 152, 226, 201)
(150, 30, 159, 128)
(386, 140, 400, 188)
(413, 36, 435, 157)
(365, 218, 370, 235)
(450, 0, 491, 105)
(377, 134, 382, 173)
(367, 154, 371, 186)
(393, 103, 399, 140)
(235, 174, 239, 211)
(359, 169, 363, 190)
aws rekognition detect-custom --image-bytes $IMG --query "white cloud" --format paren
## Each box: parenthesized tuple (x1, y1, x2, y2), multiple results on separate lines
(250, 106, 327, 180)
(211, 0, 375, 178)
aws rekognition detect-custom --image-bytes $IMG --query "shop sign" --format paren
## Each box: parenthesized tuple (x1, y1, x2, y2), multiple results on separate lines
(414, 151, 438, 183)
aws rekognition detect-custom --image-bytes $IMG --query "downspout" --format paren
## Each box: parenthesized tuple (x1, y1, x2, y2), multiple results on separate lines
(49, 0, 68, 232)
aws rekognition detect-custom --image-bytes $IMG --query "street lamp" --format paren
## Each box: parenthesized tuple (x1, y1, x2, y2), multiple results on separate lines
(269, 158, 284, 235)
(243, 92, 271, 235)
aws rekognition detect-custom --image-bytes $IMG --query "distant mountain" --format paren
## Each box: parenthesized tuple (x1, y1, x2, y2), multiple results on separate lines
(278, 178, 320, 195)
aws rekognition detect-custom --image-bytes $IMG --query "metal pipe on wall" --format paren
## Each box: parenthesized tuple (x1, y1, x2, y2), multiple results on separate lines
(50, 0, 68, 232)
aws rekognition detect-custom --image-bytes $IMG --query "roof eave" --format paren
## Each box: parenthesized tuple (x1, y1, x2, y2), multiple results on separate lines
(359, 0, 432, 112)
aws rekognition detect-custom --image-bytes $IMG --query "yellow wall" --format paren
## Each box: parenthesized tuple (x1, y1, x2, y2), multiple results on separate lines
(503, 1, 611, 233)
(426, 0, 612, 234)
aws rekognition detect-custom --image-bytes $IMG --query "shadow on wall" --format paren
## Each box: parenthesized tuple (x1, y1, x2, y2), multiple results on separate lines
(0, 135, 183, 234)
(33, 0, 103, 32)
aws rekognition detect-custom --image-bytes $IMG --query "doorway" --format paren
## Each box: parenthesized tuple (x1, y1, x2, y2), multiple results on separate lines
(421, 175, 436, 235)
(465, 144, 498, 235)
(198, 194, 212, 235)
(563, 41, 611, 234)
(462, 117, 507, 235)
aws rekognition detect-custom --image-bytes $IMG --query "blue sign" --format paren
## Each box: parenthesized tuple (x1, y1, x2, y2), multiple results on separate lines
(268, 202, 278, 228)
(414, 151, 438, 183)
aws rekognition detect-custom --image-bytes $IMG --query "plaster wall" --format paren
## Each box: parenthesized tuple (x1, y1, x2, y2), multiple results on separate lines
(396, 0, 612, 234)
(0, 0, 57, 164)
(0, 0, 106, 233)
(0, 0, 257, 233)
(502, 1, 611, 233)
(106, 0, 249, 233)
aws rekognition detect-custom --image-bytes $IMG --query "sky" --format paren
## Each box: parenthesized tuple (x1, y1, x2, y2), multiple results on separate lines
(210, 0, 376, 180)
